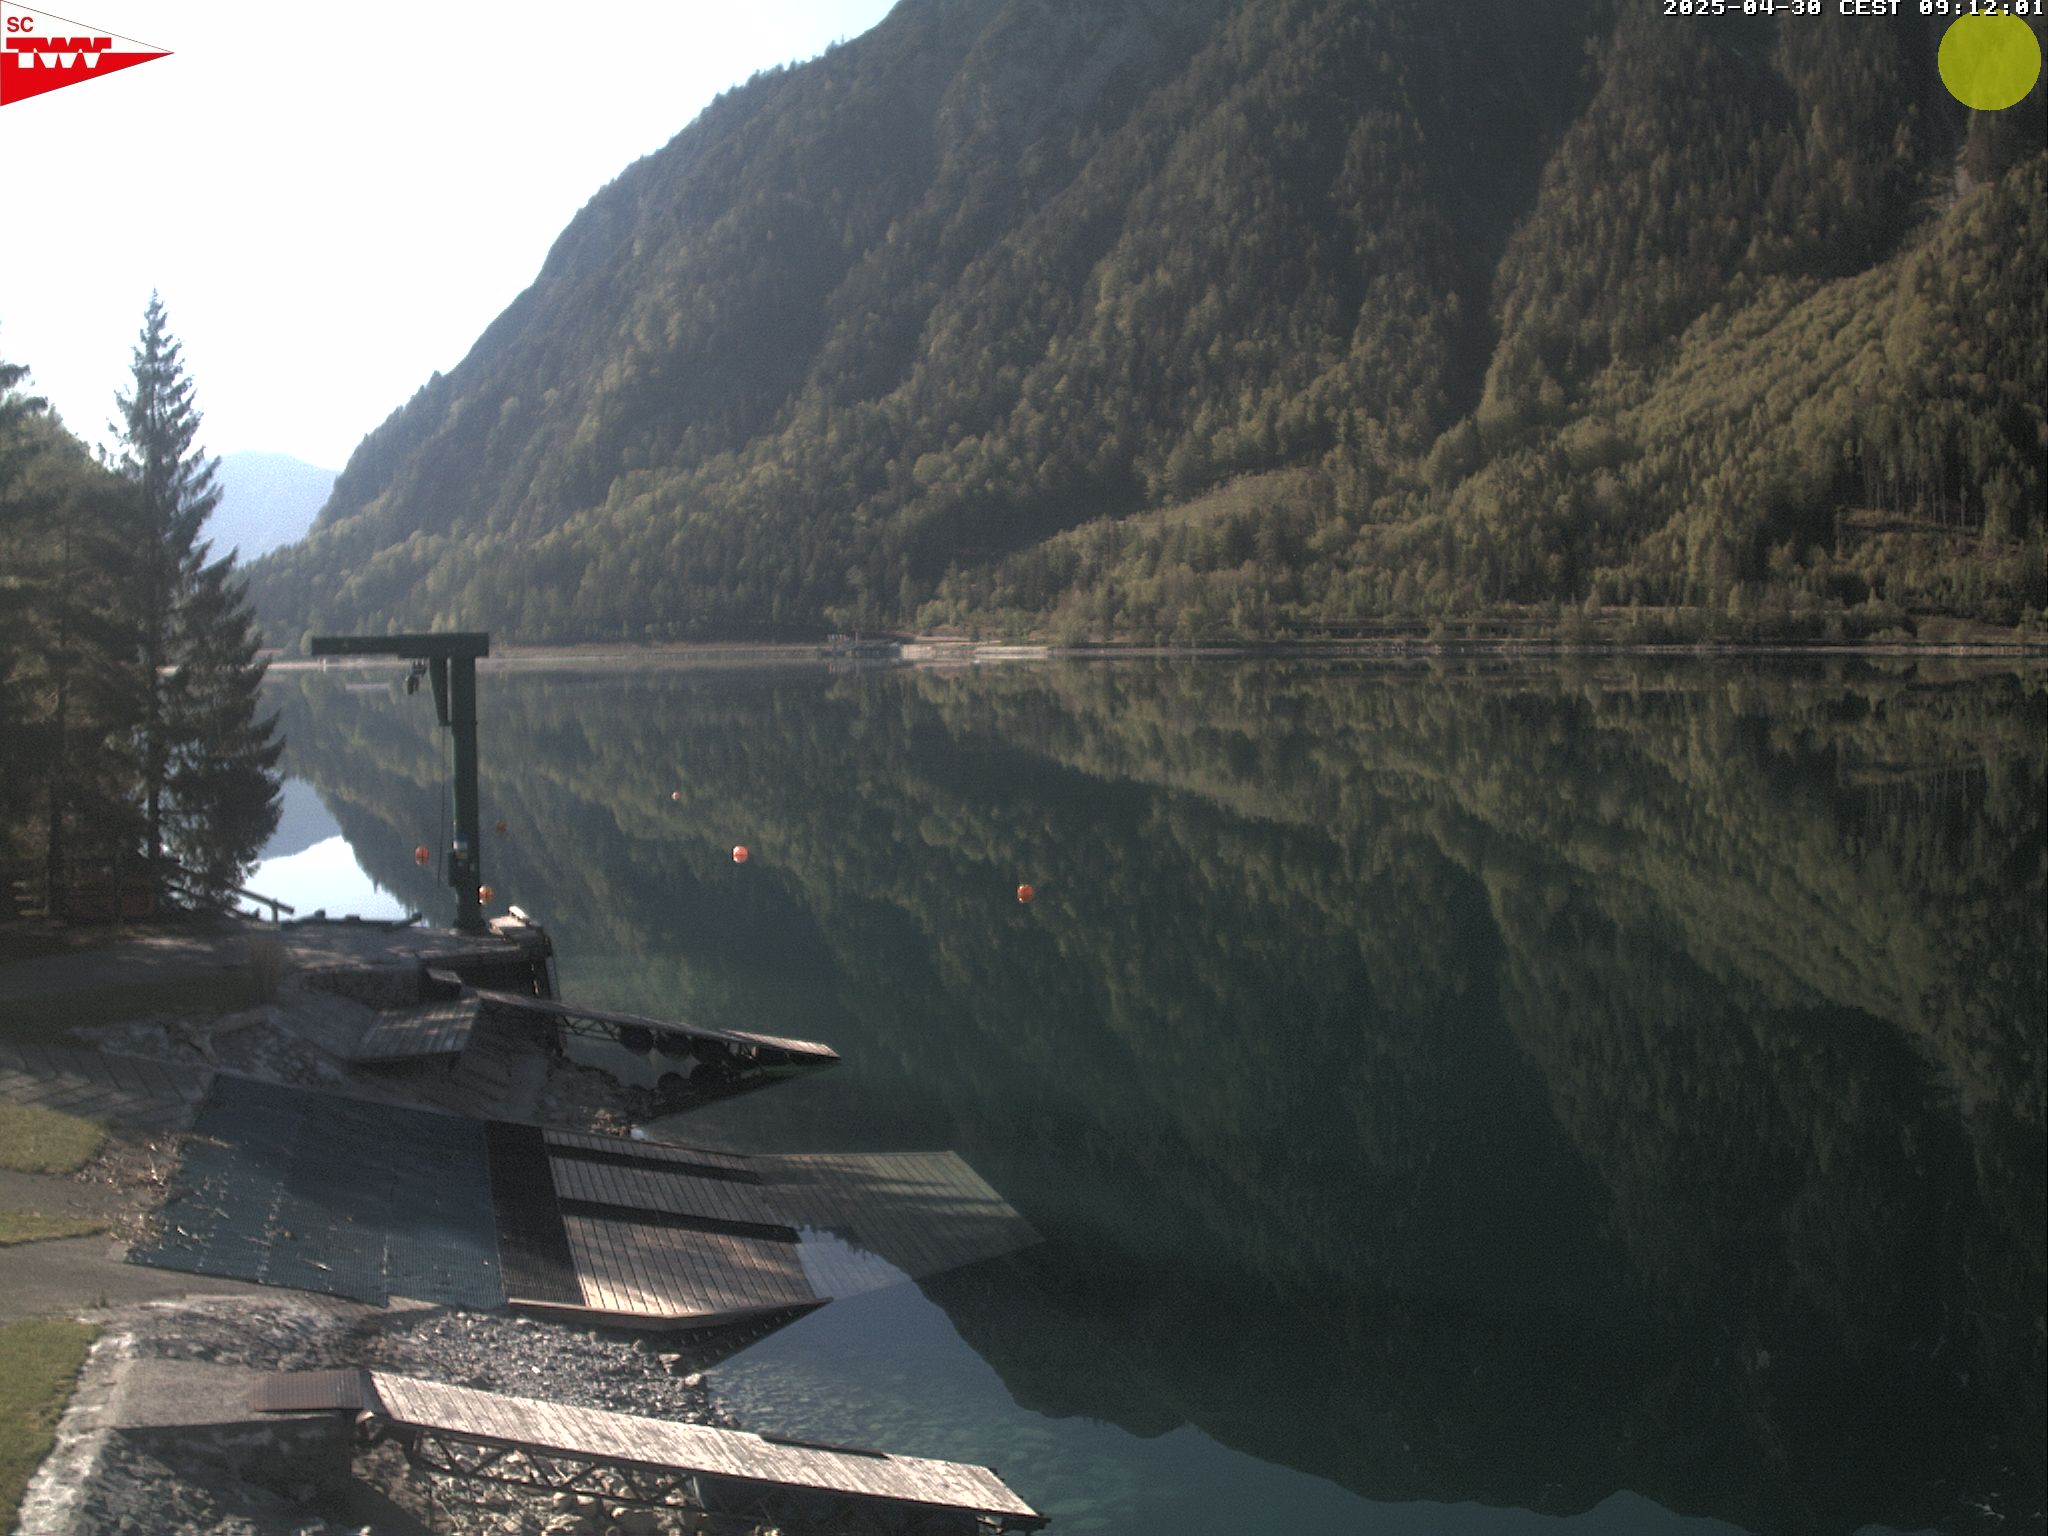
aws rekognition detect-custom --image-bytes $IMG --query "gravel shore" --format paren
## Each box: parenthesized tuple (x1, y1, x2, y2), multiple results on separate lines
(5, 921, 784, 1535)
(40, 1294, 761, 1536)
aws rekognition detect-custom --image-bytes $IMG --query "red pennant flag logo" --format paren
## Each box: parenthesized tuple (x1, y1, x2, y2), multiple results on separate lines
(1, 3, 169, 108)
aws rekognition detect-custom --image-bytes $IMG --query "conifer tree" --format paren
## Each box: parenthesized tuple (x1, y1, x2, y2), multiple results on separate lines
(115, 294, 281, 906)
(0, 353, 48, 877)
(0, 355, 146, 912)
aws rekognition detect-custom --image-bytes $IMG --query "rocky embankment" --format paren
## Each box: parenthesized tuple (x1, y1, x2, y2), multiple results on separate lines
(7, 921, 777, 1535)
(37, 1294, 752, 1535)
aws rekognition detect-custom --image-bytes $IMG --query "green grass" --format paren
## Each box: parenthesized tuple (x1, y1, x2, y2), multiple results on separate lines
(0, 1104, 107, 1174)
(0, 1317, 99, 1530)
(0, 1212, 106, 1246)
(0, 970, 258, 1044)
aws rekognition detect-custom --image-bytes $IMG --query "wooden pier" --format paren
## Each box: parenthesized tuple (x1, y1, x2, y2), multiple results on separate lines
(507, 1126, 1040, 1328)
(350, 996, 480, 1065)
(253, 1368, 1047, 1532)
(472, 989, 839, 1067)
(133, 1080, 1041, 1330)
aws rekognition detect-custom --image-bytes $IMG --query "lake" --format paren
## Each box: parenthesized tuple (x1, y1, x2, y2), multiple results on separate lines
(256, 654, 2046, 1536)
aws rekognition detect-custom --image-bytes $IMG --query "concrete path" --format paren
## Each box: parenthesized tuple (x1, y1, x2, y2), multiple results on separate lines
(0, 1234, 274, 1324)
(0, 917, 429, 1004)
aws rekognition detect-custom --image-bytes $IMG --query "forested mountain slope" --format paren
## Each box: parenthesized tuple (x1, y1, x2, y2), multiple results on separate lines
(248, 0, 2047, 645)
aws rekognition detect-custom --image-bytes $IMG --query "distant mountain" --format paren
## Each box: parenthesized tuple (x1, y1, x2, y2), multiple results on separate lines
(210, 451, 336, 564)
(246, 0, 2047, 645)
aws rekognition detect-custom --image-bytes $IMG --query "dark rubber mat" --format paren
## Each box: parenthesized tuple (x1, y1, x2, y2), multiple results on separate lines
(132, 1076, 503, 1309)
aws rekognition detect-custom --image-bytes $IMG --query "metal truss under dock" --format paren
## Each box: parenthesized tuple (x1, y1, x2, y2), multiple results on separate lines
(254, 1367, 1048, 1534)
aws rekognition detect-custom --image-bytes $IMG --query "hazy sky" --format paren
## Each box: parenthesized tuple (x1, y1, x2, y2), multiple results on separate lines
(0, 0, 899, 470)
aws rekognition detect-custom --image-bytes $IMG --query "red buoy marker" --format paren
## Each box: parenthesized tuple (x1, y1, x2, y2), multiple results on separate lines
(1016, 883, 1036, 904)
(733, 845, 750, 864)
(414, 845, 431, 866)
(671, 791, 682, 802)
(479, 885, 495, 905)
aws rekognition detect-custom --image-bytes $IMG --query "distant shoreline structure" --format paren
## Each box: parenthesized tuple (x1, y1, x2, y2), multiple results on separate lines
(260, 633, 2048, 671)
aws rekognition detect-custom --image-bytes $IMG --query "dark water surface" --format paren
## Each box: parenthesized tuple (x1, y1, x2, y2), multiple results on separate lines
(264, 657, 2046, 1536)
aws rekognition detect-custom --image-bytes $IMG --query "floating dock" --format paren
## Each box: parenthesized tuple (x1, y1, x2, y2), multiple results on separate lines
(132, 1078, 1039, 1330)
(472, 988, 839, 1067)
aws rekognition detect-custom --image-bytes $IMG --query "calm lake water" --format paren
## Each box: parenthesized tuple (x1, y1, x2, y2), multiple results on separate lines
(259, 656, 2046, 1536)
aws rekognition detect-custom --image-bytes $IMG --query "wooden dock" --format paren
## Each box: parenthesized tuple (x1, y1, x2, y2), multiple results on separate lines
(351, 997, 480, 1065)
(509, 1131, 1040, 1327)
(472, 989, 839, 1066)
(134, 1081, 1039, 1330)
(252, 1368, 1047, 1533)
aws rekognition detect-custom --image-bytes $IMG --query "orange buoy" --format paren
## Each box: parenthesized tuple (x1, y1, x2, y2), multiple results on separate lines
(494, 819, 508, 835)
(478, 885, 495, 905)
(1016, 883, 1036, 904)
(414, 845, 431, 866)
(732, 845, 750, 864)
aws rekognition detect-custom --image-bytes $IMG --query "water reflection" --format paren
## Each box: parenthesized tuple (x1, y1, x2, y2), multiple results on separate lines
(243, 780, 409, 920)
(265, 657, 2046, 1535)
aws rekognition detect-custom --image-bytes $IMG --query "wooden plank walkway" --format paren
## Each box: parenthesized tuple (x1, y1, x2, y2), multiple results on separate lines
(548, 1156, 793, 1234)
(558, 1213, 816, 1324)
(352, 997, 480, 1064)
(544, 1129, 754, 1175)
(472, 990, 838, 1064)
(251, 1369, 1045, 1529)
(252, 1367, 1045, 1527)
(513, 1138, 1042, 1321)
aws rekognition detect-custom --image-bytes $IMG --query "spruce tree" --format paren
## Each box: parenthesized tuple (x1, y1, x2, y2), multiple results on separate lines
(0, 354, 147, 914)
(115, 294, 281, 907)
(0, 354, 47, 886)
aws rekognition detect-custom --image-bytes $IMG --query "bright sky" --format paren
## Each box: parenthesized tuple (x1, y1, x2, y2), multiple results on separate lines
(0, 0, 900, 470)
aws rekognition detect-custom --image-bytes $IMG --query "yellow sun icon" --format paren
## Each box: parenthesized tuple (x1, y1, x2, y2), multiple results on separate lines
(1939, 15, 2042, 112)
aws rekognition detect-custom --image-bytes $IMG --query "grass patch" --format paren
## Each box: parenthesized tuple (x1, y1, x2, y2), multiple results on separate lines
(0, 1104, 107, 1174)
(0, 1317, 99, 1530)
(0, 1212, 106, 1246)
(0, 970, 256, 1044)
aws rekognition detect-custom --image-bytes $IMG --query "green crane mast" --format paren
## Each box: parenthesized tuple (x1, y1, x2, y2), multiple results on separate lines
(308, 633, 491, 935)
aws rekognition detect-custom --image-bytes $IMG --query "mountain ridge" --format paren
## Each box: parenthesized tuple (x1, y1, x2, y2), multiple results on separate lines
(247, 0, 2047, 646)
(212, 450, 336, 563)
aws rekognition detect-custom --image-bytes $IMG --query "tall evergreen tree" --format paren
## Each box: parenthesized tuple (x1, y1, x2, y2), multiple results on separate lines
(115, 294, 281, 906)
(0, 354, 147, 914)
(0, 352, 49, 886)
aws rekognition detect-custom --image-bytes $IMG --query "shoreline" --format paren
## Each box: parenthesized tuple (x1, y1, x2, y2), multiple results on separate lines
(0, 917, 763, 1535)
(263, 634, 2048, 672)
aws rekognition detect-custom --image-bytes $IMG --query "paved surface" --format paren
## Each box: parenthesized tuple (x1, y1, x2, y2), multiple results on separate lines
(0, 1039, 211, 1130)
(0, 1235, 275, 1324)
(0, 1169, 130, 1220)
(0, 920, 413, 1326)
(0, 918, 433, 1003)
(101, 1358, 277, 1428)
